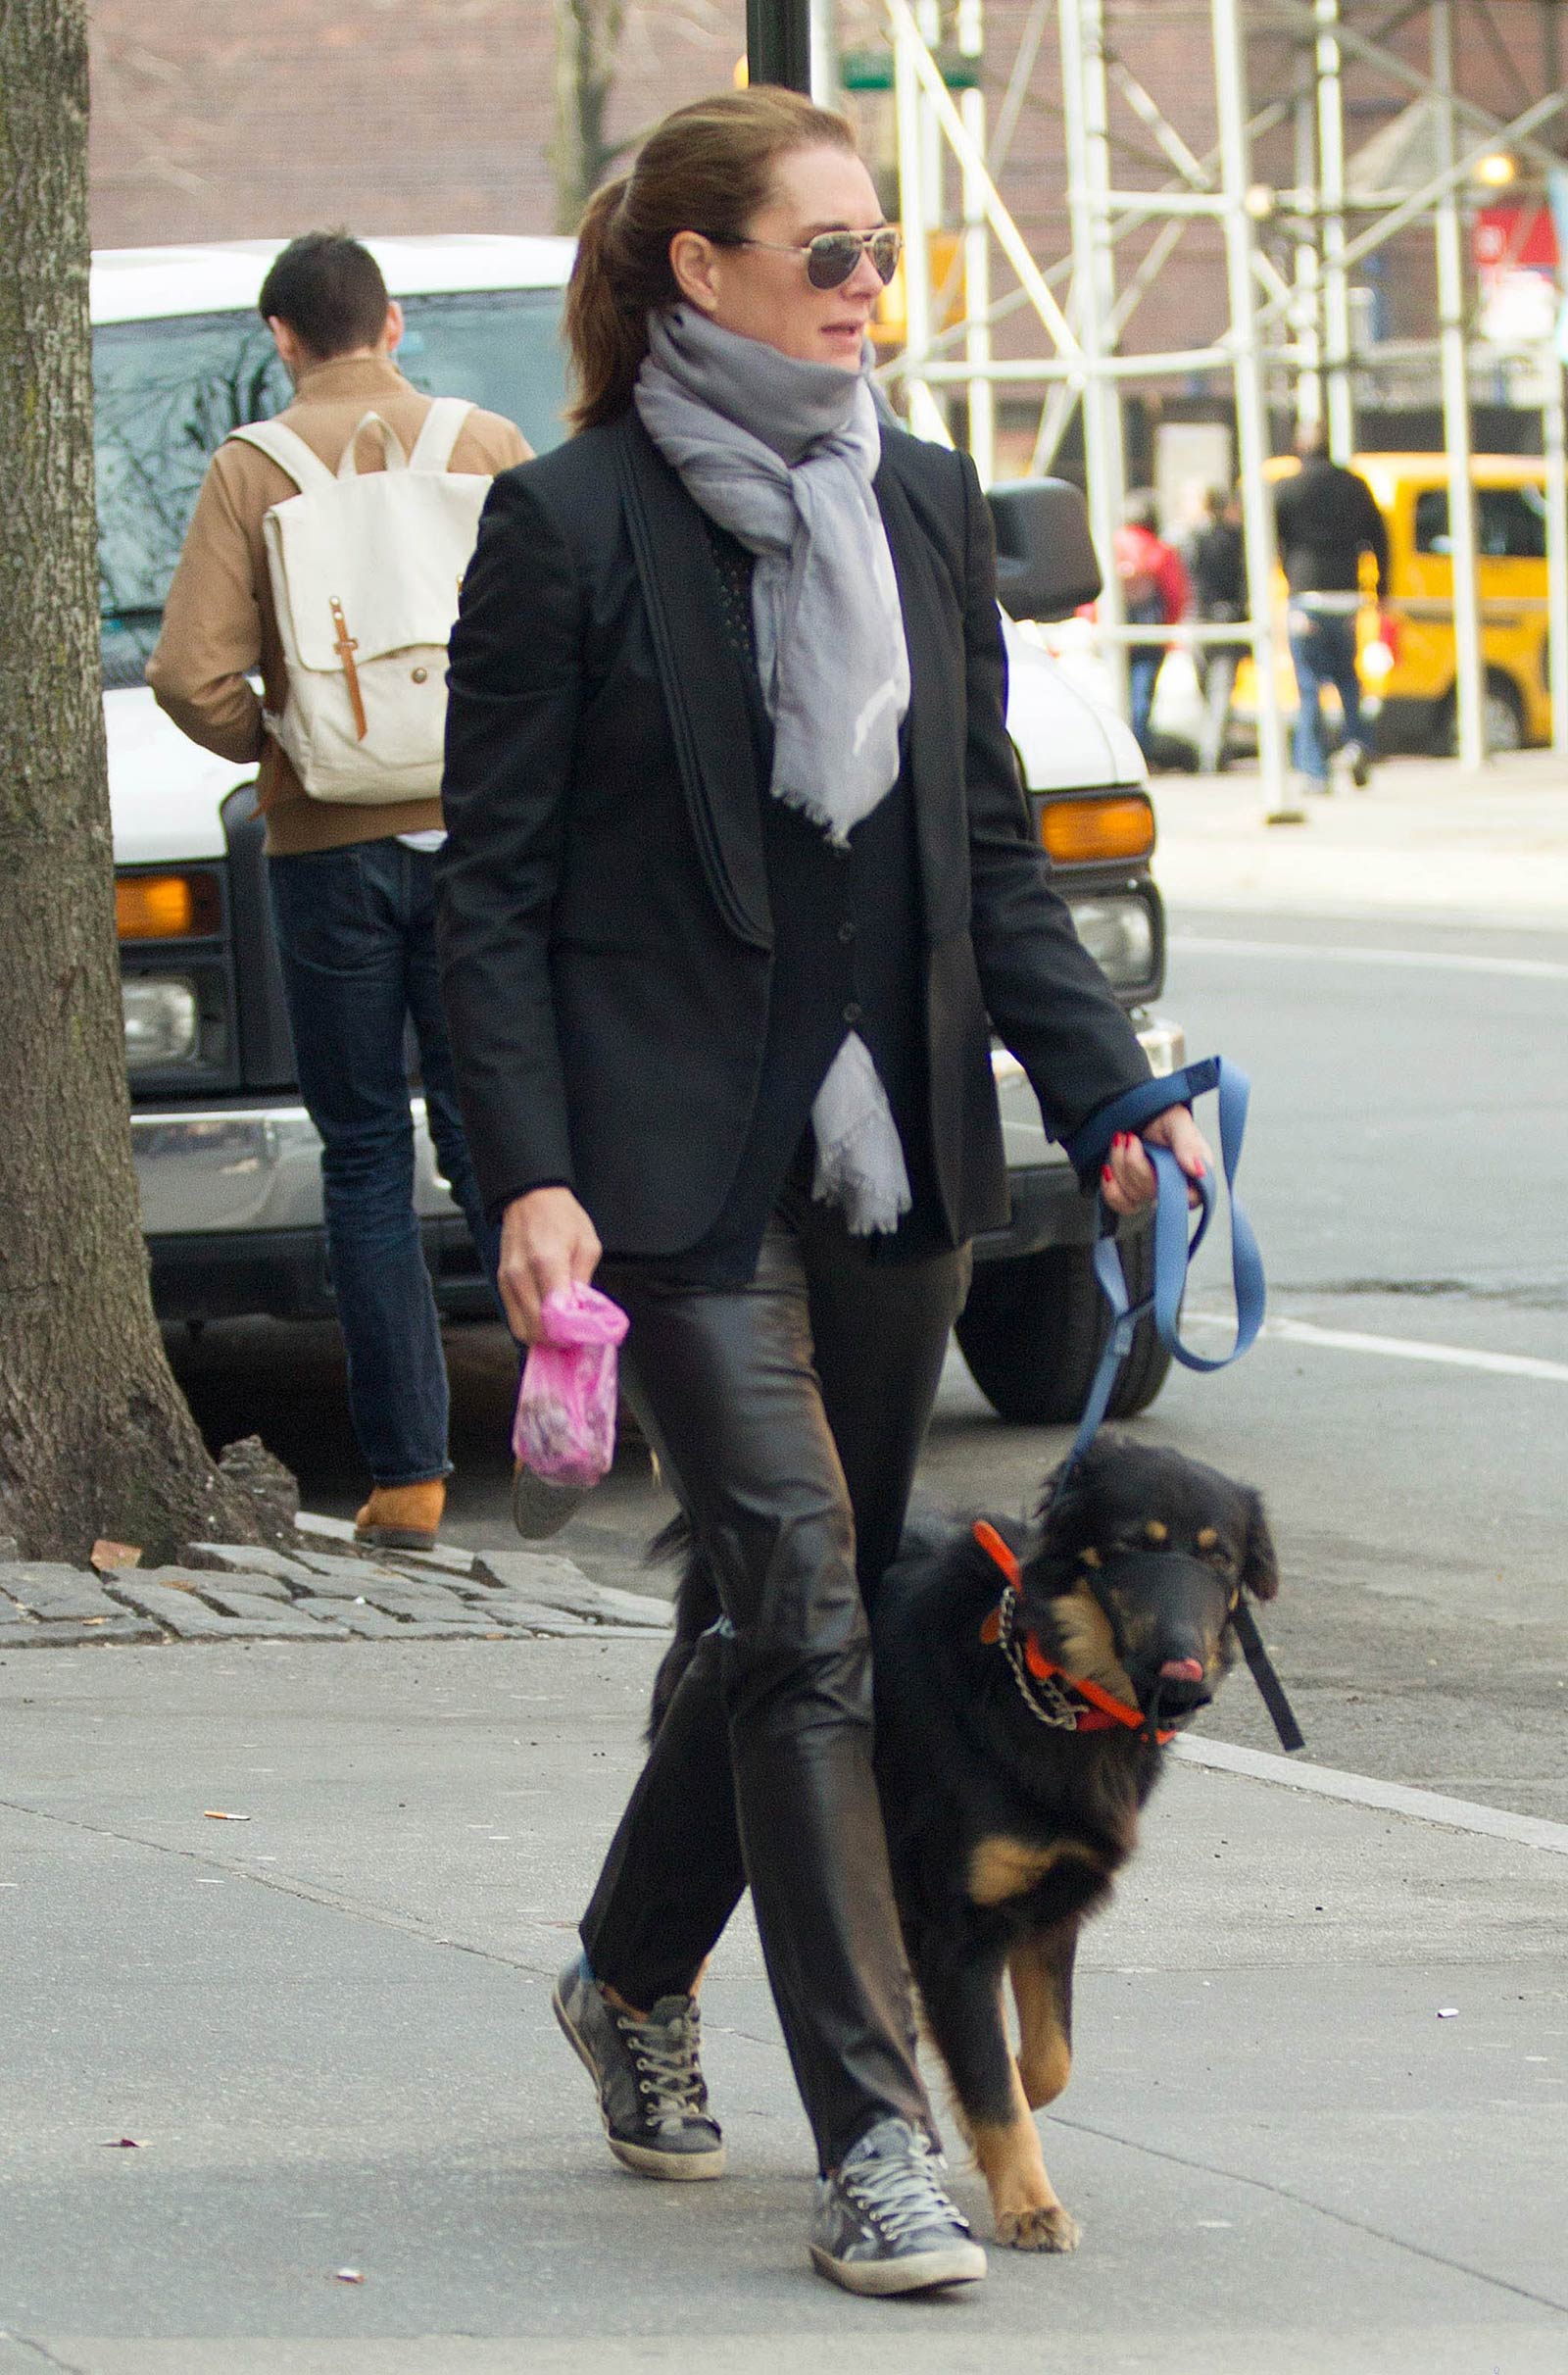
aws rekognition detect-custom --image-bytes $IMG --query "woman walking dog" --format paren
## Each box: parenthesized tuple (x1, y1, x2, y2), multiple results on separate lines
(436, 87, 1209, 2296)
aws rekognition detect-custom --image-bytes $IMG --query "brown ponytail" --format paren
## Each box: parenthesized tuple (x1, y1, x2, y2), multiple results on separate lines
(564, 88, 858, 431)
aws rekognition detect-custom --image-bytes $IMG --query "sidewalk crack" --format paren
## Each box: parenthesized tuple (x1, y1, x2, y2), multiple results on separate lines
(0, 1795, 561, 1984)
(1050, 2113, 1568, 2313)
(0, 2338, 92, 2373)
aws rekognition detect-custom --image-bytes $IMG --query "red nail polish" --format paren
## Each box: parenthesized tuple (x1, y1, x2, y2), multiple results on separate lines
(1102, 1163, 1113, 1182)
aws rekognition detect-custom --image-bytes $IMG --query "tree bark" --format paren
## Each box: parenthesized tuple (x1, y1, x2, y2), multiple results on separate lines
(0, 0, 263, 1562)
(552, 0, 627, 233)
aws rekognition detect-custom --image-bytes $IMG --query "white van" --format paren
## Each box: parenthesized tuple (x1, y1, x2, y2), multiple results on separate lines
(98, 235, 1182, 1426)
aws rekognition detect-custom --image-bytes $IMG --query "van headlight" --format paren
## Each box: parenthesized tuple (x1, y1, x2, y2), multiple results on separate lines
(122, 977, 200, 1069)
(1067, 894, 1155, 990)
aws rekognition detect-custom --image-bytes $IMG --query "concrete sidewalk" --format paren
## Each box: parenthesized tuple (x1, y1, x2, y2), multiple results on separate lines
(1, 1632, 1564, 2372)
(1150, 747, 1568, 927)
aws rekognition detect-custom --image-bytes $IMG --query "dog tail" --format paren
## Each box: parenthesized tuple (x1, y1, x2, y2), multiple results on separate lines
(645, 1513, 721, 1745)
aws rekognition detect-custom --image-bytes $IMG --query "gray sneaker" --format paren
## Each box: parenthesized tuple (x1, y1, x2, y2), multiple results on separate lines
(809, 2116, 987, 2296)
(552, 1952, 725, 2180)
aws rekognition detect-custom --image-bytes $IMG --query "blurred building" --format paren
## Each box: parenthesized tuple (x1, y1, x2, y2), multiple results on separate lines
(89, 0, 1563, 450)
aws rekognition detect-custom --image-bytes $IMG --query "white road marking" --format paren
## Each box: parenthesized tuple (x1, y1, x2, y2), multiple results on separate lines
(1184, 1307, 1568, 1383)
(1170, 931, 1568, 981)
(1176, 1737, 1568, 1856)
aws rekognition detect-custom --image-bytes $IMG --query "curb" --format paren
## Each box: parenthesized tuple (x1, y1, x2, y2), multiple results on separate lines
(1177, 1736, 1568, 1856)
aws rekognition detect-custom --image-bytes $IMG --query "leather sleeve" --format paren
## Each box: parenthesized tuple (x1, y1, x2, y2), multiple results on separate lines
(953, 448, 1153, 1148)
(436, 469, 583, 1216)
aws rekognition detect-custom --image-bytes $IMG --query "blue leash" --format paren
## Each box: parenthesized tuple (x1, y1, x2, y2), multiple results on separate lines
(1058, 1057, 1302, 1752)
(1059, 1057, 1264, 1470)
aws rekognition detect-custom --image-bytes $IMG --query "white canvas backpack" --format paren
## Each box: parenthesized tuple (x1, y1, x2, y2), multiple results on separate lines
(227, 398, 488, 804)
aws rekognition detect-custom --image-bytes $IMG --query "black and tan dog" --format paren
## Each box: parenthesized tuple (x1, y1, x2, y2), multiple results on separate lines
(650, 1432, 1279, 2254)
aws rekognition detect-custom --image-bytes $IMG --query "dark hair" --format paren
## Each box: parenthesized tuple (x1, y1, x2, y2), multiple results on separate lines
(564, 87, 858, 431)
(257, 231, 390, 361)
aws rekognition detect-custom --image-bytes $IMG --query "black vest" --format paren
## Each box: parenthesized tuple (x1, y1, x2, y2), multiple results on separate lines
(625, 522, 946, 1284)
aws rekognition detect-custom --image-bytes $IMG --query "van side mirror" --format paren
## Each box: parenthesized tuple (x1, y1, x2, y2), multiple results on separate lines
(987, 478, 1102, 621)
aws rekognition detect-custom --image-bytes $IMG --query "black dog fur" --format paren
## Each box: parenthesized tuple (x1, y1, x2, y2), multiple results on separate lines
(647, 1432, 1279, 2251)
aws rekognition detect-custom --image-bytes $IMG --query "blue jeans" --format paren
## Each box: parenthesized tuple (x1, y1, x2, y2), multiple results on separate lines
(1127, 593, 1166, 756)
(269, 839, 501, 1486)
(1289, 609, 1364, 782)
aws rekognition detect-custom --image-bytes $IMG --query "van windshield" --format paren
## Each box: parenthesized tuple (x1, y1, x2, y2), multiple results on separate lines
(95, 285, 569, 687)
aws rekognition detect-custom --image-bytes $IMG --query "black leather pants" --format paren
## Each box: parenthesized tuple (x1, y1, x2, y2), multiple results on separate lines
(580, 1188, 971, 2173)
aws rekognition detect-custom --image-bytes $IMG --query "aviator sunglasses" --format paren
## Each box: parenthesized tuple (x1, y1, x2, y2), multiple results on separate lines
(710, 225, 904, 291)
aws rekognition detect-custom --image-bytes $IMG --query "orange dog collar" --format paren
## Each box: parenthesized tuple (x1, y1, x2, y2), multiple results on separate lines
(973, 1520, 1173, 1743)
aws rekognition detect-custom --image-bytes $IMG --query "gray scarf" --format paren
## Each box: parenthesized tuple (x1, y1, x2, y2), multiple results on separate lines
(635, 305, 912, 1234)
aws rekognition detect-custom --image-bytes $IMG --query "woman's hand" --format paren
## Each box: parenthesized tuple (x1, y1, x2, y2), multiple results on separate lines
(498, 1187, 603, 1343)
(1099, 1104, 1212, 1215)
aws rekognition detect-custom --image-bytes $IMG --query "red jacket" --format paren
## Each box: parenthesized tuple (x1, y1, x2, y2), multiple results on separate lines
(1114, 522, 1190, 624)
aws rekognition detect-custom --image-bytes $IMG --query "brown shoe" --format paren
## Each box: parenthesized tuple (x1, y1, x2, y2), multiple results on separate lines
(354, 1480, 446, 1551)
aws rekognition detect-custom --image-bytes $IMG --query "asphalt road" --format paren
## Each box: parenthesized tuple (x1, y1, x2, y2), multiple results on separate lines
(168, 901, 1568, 1821)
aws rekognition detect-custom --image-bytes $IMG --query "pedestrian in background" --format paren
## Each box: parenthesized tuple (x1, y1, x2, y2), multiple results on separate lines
(149, 233, 528, 1552)
(437, 88, 1209, 2297)
(1188, 483, 1248, 774)
(1115, 489, 1190, 760)
(1274, 421, 1389, 795)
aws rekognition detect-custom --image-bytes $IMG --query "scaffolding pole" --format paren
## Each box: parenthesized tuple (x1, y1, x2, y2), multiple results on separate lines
(1432, 0, 1488, 768)
(1057, 0, 1129, 716)
(1314, 0, 1355, 459)
(1212, 0, 1292, 817)
(957, 0, 997, 485)
(1544, 359, 1568, 760)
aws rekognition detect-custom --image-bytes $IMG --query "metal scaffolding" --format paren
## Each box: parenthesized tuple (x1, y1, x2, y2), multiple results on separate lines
(753, 0, 1568, 816)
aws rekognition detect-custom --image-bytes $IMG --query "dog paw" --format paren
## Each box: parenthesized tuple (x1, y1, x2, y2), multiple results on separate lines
(997, 2202, 1081, 2252)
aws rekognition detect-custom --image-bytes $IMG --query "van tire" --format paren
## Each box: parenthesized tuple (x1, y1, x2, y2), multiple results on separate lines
(955, 1223, 1173, 1426)
(1433, 671, 1525, 757)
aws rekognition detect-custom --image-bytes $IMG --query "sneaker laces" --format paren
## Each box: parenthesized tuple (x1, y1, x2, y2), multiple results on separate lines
(614, 2002, 708, 2128)
(840, 2127, 970, 2244)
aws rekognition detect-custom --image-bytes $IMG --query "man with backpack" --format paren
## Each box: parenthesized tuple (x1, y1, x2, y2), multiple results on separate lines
(149, 232, 528, 1550)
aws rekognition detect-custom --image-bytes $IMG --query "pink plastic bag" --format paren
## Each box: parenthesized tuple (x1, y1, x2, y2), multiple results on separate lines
(512, 1282, 630, 1491)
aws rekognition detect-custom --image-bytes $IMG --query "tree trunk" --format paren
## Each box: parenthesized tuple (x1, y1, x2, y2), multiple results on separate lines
(0, 0, 264, 1563)
(552, 0, 626, 233)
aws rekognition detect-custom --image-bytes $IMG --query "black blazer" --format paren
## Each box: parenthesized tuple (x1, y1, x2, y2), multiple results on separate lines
(436, 411, 1152, 1256)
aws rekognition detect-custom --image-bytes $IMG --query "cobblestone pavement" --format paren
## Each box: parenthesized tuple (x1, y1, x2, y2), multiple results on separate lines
(0, 1518, 671, 1649)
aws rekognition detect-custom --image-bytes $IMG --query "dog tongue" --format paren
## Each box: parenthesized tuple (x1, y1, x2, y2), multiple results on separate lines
(1159, 1658, 1204, 1683)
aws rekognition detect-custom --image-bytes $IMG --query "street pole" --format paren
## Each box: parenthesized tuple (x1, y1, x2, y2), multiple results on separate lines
(1211, 0, 1292, 820)
(1432, 0, 1488, 769)
(746, 0, 811, 92)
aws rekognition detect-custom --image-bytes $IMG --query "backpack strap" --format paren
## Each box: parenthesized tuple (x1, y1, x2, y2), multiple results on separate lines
(226, 418, 338, 495)
(409, 396, 474, 474)
(337, 411, 410, 477)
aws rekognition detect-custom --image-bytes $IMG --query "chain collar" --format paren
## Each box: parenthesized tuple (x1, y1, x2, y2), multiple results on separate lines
(995, 1580, 1081, 1730)
(974, 1520, 1174, 1746)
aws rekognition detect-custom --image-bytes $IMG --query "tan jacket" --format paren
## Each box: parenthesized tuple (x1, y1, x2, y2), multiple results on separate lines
(147, 353, 530, 856)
